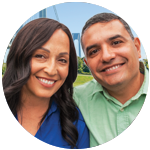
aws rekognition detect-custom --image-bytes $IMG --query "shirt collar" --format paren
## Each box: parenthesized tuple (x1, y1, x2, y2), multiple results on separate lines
(45, 99, 58, 120)
(130, 61, 149, 99)
(90, 61, 148, 102)
(90, 79, 104, 96)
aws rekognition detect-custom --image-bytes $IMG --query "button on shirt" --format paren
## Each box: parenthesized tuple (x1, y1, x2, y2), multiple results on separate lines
(73, 62, 148, 147)
(16, 100, 89, 149)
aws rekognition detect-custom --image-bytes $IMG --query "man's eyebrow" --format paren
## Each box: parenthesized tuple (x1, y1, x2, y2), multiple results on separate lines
(108, 34, 126, 41)
(86, 44, 99, 53)
(59, 52, 69, 56)
(40, 47, 50, 53)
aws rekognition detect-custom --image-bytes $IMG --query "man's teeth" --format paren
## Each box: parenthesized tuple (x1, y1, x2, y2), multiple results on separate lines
(38, 78, 54, 85)
(105, 65, 121, 72)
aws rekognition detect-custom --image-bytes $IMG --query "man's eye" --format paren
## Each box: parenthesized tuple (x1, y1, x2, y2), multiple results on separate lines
(35, 54, 45, 58)
(112, 41, 122, 45)
(89, 49, 98, 56)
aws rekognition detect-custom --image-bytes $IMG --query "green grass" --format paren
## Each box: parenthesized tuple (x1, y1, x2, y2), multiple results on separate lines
(73, 74, 93, 87)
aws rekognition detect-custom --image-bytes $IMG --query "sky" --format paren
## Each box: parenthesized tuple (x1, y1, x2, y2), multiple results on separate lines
(47, 2, 146, 59)
(4, 2, 147, 62)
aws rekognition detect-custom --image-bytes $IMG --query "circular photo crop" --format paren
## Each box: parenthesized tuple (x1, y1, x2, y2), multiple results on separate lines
(2, 2, 149, 149)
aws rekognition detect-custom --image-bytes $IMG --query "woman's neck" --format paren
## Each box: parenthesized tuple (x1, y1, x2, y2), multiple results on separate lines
(19, 86, 50, 112)
(17, 91, 51, 136)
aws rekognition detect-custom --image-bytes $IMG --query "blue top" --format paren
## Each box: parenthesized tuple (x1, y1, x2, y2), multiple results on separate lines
(16, 100, 89, 149)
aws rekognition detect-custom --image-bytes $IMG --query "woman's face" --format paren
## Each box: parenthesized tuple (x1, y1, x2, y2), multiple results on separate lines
(22, 29, 70, 100)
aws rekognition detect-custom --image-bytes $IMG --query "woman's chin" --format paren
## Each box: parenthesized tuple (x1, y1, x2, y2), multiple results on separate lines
(34, 92, 53, 100)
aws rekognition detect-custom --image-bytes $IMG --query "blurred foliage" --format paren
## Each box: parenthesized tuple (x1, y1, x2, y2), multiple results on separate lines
(2, 63, 6, 76)
(143, 58, 150, 69)
(77, 56, 91, 75)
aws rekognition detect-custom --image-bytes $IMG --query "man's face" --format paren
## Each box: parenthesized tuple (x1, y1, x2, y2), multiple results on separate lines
(82, 20, 141, 90)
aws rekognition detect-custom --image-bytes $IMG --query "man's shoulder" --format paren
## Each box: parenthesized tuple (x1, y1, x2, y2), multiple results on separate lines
(73, 79, 97, 106)
(74, 79, 97, 97)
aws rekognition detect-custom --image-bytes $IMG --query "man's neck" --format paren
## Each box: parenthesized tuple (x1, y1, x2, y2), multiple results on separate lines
(106, 72, 144, 104)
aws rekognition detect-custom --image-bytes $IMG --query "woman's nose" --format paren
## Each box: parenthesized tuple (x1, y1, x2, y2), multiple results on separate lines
(44, 60, 57, 76)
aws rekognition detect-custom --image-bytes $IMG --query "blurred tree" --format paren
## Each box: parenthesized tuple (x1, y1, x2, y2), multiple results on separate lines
(77, 57, 83, 73)
(77, 56, 91, 74)
(83, 63, 90, 72)
(2, 63, 6, 75)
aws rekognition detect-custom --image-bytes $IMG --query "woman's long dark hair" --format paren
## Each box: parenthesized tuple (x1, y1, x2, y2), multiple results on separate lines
(2, 18, 78, 148)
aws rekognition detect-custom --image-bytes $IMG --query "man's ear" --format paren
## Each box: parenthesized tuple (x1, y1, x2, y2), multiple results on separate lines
(134, 37, 141, 59)
(84, 58, 88, 66)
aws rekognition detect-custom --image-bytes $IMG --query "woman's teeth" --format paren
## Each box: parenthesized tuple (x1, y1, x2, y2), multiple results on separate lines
(38, 78, 54, 85)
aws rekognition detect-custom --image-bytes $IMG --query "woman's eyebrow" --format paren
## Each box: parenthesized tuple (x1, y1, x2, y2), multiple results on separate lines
(40, 47, 50, 53)
(38, 48, 69, 56)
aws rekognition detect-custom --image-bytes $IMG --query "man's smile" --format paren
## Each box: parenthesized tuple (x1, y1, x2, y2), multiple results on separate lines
(101, 63, 125, 72)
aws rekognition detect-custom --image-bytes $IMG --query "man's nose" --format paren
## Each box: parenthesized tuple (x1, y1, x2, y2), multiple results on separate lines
(44, 60, 57, 76)
(101, 45, 116, 63)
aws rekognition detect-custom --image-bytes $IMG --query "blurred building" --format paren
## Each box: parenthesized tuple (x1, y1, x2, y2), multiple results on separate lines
(72, 33, 81, 58)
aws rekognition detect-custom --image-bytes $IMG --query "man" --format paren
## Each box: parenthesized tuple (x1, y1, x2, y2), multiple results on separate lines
(73, 13, 148, 147)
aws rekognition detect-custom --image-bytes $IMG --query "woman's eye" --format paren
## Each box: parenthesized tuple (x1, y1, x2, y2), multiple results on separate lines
(35, 54, 45, 59)
(59, 59, 67, 63)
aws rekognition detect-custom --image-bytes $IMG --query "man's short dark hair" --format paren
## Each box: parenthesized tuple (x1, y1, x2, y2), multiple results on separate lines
(81, 13, 134, 50)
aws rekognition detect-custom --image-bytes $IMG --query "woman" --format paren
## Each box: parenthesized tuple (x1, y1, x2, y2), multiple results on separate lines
(3, 18, 89, 148)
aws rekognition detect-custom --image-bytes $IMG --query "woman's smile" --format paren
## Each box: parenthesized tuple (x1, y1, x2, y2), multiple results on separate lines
(36, 76, 56, 87)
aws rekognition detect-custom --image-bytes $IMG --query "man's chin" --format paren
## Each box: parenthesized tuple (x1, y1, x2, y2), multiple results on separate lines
(96, 72, 126, 86)
(98, 78, 124, 90)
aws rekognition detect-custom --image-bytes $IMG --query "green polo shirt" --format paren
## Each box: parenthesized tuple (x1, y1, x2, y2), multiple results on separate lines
(73, 62, 148, 147)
